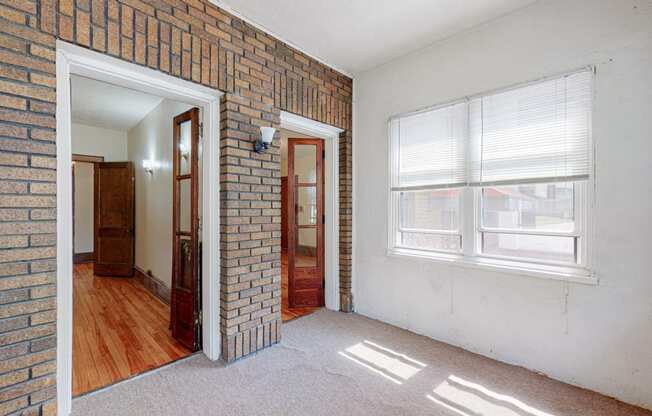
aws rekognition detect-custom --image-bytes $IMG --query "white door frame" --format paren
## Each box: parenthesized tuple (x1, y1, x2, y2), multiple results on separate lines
(280, 111, 343, 311)
(56, 41, 222, 415)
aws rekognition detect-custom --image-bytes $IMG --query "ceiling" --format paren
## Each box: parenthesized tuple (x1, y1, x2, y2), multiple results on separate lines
(212, 0, 537, 75)
(71, 75, 163, 131)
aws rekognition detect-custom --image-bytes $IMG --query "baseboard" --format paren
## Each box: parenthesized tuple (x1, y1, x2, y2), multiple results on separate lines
(73, 252, 94, 264)
(134, 267, 171, 304)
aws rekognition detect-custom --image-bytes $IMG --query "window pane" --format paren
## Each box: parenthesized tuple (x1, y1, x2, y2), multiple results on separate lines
(176, 236, 193, 290)
(294, 144, 317, 183)
(400, 232, 461, 252)
(482, 183, 574, 232)
(179, 120, 192, 175)
(296, 227, 317, 267)
(395, 102, 468, 187)
(297, 186, 317, 226)
(179, 178, 191, 233)
(399, 189, 460, 231)
(468, 70, 592, 184)
(482, 233, 576, 263)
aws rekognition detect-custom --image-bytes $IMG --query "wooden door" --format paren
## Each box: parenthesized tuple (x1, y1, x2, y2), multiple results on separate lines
(281, 177, 288, 250)
(287, 138, 325, 308)
(170, 107, 201, 351)
(94, 162, 135, 277)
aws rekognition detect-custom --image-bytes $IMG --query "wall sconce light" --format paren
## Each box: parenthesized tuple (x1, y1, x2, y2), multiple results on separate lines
(143, 159, 155, 175)
(179, 142, 190, 161)
(255, 126, 276, 153)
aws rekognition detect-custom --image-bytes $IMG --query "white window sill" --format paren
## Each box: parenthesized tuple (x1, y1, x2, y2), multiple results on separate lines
(387, 248, 598, 285)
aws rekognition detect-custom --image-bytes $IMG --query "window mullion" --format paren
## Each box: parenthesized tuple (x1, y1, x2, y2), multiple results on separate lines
(461, 186, 475, 258)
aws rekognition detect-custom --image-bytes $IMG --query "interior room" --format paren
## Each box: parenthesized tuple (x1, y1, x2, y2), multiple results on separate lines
(0, 1, 650, 415)
(69, 75, 199, 395)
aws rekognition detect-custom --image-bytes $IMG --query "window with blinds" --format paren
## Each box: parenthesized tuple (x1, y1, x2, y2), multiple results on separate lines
(469, 70, 593, 186)
(389, 102, 467, 253)
(391, 102, 468, 190)
(389, 68, 593, 273)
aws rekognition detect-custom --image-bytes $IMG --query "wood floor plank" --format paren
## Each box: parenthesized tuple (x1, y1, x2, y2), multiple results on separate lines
(72, 263, 192, 397)
(73, 253, 318, 397)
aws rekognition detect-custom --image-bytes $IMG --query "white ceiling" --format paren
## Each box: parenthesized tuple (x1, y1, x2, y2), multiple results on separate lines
(212, 0, 537, 75)
(71, 75, 163, 131)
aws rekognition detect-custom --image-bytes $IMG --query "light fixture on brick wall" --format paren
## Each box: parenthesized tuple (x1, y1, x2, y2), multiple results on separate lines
(255, 126, 276, 153)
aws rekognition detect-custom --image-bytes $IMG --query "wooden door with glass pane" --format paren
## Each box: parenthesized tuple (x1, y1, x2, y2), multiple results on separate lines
(287, 138, 325, 308)
(170, 107, 201, 351)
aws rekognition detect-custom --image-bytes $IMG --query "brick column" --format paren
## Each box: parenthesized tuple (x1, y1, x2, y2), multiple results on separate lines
(339, 129, 353, 312)
(219, 93, 282, 362)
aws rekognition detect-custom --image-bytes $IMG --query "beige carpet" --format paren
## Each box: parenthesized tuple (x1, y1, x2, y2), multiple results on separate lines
(72, 310, 650, 416)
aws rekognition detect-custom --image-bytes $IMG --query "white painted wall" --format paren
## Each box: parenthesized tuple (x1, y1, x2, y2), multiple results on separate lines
(73, 162, 94, 254)
(128, 99, 193, 288)
(71, 123, 128, 161)
(71, 123, 128, 254)
(354, 0, 652, 409)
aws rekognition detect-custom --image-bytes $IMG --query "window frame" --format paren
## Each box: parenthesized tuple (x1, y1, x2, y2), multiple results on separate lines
(390, 188, 464, 255)
(387, 69, 595, 283)
(389, 183, 593, 281)
(470, 181, 590, 270)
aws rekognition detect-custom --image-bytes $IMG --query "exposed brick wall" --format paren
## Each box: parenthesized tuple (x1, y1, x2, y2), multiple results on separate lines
(0, 0, 352, 414)
(339, 129, 353, 312)
(219, 93, 282, 361)
(0, 0, 59, 414)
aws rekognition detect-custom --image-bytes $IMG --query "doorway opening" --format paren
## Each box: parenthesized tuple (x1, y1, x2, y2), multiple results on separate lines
(69, 75, 202, 396)
(57, 42, 221, 414)
(280, 129, 325, 321)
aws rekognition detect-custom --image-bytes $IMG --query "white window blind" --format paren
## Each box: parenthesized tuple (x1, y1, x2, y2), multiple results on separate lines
(469, 70, 593, 186)
(390, 102, 468, 190)
(389, 68, 594, 275)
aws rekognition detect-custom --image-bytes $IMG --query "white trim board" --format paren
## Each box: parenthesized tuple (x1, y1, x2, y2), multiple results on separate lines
(280, 111, 344, 312)
(56, 41, 222, 416)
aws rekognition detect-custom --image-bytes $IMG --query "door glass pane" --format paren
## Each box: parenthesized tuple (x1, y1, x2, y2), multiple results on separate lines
(179, 120, 192, 175)
(179, 178, 191, 233)
(293, 144, 317, 183)
(176, 236, 193, 290)
(297, 187, 317, 226)
(295, 227, 317, 267)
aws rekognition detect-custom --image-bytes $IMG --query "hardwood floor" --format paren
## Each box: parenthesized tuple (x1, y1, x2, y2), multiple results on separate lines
(73, 263, 191, 397)
(281, 251, 320, 322)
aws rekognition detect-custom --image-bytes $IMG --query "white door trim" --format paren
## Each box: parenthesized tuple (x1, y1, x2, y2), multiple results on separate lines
(280, 111, 344, 311)
(56, 41, 222, 416)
